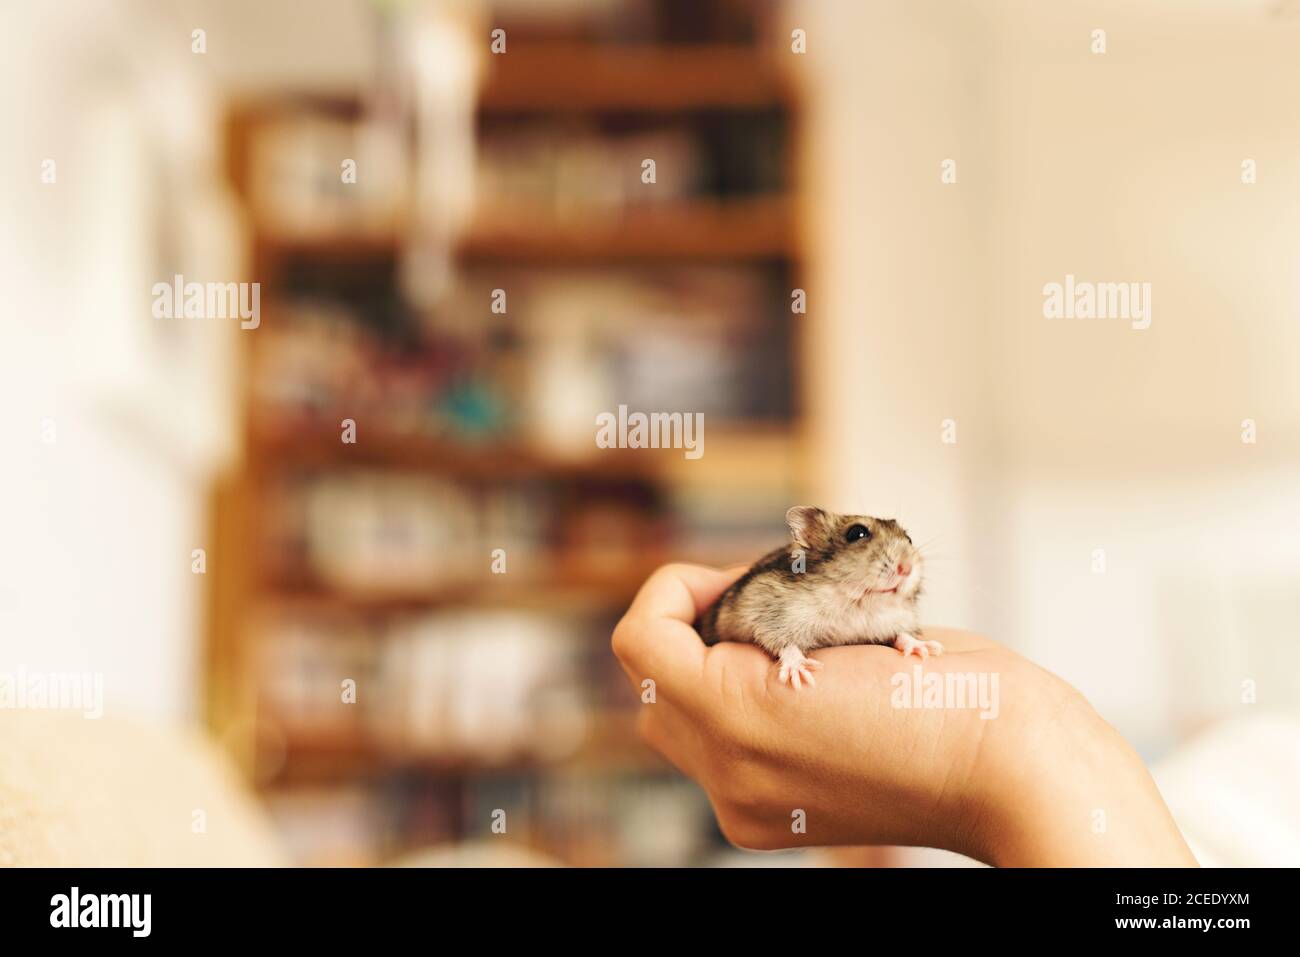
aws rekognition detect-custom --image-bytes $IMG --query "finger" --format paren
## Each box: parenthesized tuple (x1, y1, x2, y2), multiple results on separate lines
(625, 562, 746, 625)
(612, 563, 746, 698)
(611, 616, 705, 698)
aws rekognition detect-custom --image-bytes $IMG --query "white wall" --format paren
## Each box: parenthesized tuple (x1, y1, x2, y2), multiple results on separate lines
(986, 1, 1300, 753)
(0, 0, 434, 724)
(799, 0, 1300, 756)
(0, 2, 257, 721)
(798, 0, 995, 633)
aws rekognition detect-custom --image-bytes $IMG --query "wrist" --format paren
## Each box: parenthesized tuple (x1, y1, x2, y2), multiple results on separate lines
(970, 689, 1197, 867)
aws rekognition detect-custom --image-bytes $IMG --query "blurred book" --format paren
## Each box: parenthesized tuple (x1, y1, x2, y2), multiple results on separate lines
(248, 113, 407, 238)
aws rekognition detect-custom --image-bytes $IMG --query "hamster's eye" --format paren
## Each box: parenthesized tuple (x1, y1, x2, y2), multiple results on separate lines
(845, 523, 870, 543)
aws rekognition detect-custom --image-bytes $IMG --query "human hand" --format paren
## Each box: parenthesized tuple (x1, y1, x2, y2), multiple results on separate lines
(611, 563, 1197, 866)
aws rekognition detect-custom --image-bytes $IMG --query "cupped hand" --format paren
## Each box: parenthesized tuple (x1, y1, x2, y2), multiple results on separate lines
(611, 563, 1197, 867)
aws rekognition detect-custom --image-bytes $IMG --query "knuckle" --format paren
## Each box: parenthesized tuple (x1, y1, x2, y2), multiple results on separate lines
(714, 806, 754, 848)
(650, 561, 691, 582)
(609, 615, 642, 664)
(643, 561, 706, 597)
(715, 808, 777, 852)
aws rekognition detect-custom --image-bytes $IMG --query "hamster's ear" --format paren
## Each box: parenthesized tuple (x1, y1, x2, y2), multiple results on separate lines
(786, 506, 830, 549)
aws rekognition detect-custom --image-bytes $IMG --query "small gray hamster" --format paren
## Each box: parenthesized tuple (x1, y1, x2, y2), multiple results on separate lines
(696, 506, 940, 688)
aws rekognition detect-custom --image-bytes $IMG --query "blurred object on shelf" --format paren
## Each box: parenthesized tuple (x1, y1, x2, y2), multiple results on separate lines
(474, 111, 786, 221)
(298, 472, 478, 592)
(250, 264, 793, 454)
(258, 469, 664, 597)
(670, 482, 794, 558)
(254, 606, 640, 779)
(264, 785, 392, 867)
(476, 122, 702, 220)
(380, 611, 586, 763)
(393, 840, 563, 867)
(400, 0, 482, 308)
(248, 112, 407, 239)
(250, 297, 512, 441)
(256, 612, 381, 742)
(608, 776, 716, 866)
(441, 265, 794, 450)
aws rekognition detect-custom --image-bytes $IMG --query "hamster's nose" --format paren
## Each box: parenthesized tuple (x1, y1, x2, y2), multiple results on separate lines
(897, 561, 912, 578)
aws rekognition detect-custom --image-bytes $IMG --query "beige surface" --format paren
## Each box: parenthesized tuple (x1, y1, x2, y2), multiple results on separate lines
(1152, 714, 1300, 868)
(0, 710, 283, 867)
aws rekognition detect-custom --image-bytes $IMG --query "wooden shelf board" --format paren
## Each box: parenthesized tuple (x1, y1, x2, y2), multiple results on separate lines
(259, 712, 664, 786)
(258, 565, 664, 613)
(478, 44, 794, 112)
(252, 197, 796, 263)
(248, 420, 662, 479)
(459, 197, 795, 261)
(246, 416, 797, 477)
(254, 229, 401, 260)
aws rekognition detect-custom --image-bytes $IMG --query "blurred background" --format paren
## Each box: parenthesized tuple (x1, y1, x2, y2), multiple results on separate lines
(2, 0, 1298, 867)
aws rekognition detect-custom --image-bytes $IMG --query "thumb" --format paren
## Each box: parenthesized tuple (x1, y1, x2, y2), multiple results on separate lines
(611, 563, 744, 699)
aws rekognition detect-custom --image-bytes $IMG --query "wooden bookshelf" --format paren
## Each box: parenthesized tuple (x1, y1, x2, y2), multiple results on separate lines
(206, 30, 805, 866)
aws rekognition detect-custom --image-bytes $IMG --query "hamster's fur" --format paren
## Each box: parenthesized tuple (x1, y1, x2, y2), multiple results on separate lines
(697, 506, 942, 688)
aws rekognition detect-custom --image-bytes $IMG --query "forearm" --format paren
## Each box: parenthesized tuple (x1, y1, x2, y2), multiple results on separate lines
(973, 695, 1197, 867)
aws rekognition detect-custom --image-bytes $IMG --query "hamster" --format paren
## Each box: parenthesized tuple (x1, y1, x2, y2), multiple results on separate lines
(696, 506, 941, 689)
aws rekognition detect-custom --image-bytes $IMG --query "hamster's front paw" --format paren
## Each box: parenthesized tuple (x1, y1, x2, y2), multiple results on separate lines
(893, 632, 944, 660)
(776, 645, 822, 689)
